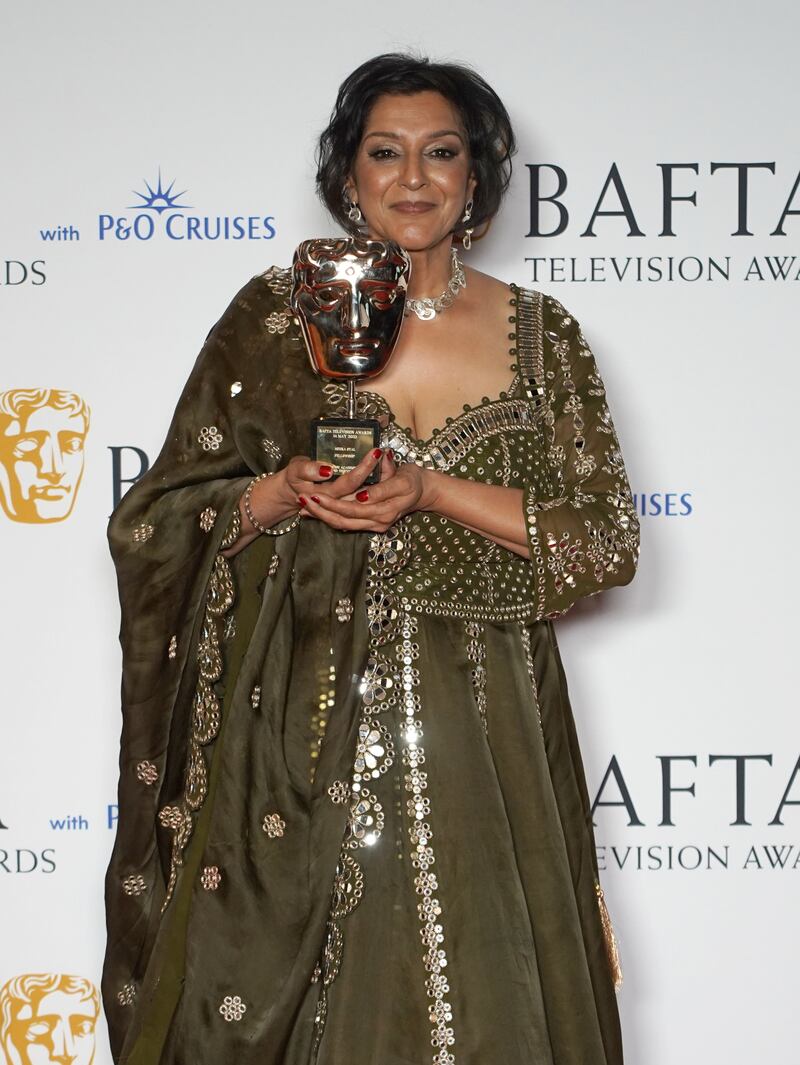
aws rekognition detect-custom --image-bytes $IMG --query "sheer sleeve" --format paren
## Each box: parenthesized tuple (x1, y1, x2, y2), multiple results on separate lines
(523, 304, 640, 619)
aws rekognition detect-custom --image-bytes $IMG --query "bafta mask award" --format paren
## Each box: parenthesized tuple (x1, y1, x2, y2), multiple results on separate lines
(291, 236, 411, 485)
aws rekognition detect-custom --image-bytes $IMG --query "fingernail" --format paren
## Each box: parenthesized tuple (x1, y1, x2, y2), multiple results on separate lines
(386, 448, 394, 460)
(372, 448, 382, 459)
(311, 495, 321, 503)
(356, 489, 369, 502)
(318, 464, 332, 477)
(298, 496, 307, 507)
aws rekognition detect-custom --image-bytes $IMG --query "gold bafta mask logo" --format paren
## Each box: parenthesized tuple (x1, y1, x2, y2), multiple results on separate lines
(0, 390, 90, 524)
(0, 974, 99, 1065)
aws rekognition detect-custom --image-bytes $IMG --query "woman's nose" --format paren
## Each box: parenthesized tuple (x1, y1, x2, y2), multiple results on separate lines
(399, 153, 426, 191)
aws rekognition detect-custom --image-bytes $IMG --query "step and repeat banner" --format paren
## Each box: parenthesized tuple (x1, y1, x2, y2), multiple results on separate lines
(1, 1, 796, 1062)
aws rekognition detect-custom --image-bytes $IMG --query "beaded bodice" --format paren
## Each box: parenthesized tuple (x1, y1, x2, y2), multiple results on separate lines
(325, 286, 555, 622)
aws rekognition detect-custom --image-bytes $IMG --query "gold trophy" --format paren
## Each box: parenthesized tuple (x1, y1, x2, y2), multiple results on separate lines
(291, 237, 411, 485)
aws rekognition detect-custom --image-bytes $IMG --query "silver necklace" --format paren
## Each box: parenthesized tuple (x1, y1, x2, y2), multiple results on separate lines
(403, 247, 466, 320)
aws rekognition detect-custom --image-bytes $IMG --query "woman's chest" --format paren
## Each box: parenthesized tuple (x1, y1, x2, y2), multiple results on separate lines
(355, 306, 517, 443)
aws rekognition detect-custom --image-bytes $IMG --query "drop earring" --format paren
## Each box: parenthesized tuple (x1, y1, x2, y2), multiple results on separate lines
(344, 187, 364, 226)
(461, 198, 474, 250)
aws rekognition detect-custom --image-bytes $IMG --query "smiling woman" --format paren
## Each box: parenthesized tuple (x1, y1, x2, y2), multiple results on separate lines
(103, 51, 639, 1065)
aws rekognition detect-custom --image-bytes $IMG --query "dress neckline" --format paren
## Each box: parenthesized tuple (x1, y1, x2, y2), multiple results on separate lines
(353, 282, 522, 449)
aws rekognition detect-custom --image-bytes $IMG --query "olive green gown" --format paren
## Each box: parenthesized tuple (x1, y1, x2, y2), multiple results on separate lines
(102, 266, 640, 1065)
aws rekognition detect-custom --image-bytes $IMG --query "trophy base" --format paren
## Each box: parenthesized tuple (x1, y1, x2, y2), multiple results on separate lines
(311, 417, 382, 485)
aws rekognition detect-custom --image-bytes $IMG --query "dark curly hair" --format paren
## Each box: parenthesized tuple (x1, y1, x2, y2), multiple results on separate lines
(316, 52, 516, 240)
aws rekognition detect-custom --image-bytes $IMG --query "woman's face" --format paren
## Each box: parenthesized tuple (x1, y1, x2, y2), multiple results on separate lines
(347, 90, 476, 254)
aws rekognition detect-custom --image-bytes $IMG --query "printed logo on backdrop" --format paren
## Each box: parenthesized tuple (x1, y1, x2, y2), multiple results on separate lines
(38, 169, 277, 244)
(524, 160, 800, 283)
(0, 974, 99, 1065)
(632, 492, 692, 517)
(0, 390, 90, 523)
(593, 752, 800, 873)
(0, 813, 55, 874)
(0, 262, 46, 287)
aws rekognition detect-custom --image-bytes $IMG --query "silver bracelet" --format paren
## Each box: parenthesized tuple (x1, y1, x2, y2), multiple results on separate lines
(243, 472, 301, 536)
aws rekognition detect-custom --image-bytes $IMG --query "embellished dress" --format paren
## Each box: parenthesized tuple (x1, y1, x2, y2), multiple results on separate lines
(102, 267, 640, 1065)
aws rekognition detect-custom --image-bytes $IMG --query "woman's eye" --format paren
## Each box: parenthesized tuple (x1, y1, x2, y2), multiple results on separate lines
(429, 147, 457, 159)
(368, 148, 397, 160)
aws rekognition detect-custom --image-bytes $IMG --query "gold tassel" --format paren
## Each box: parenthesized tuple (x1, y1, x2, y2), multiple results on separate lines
(595, 880, 623, 992)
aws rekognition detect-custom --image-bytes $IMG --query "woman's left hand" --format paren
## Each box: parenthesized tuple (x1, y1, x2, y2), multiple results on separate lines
(299, 450, 436, 532)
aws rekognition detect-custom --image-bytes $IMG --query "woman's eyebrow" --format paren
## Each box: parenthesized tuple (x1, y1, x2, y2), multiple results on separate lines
(362, 129, 464, 142)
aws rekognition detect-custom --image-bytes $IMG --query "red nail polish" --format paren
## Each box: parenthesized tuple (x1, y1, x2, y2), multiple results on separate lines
(372, 447, 382, 459)
(318, 464, 332, 477)
(311, 495, 321, 503)
(298, 496, 308, 507)
(356, 489, 369, 502)
(386, 448, 394, 460)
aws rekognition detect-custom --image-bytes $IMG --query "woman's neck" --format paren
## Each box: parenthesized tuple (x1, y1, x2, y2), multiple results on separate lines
(405, 240, 456, 299)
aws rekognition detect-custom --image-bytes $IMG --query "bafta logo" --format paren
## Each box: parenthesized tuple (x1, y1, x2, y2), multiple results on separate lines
(0, 390, 90, 523)
(0, 974, 99, 1065)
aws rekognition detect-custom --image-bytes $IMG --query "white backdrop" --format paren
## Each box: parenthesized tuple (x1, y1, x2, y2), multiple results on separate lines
(1, 1, 798, 1062)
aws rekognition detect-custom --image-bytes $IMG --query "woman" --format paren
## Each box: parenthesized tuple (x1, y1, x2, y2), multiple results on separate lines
(103, 53, 639, 1065)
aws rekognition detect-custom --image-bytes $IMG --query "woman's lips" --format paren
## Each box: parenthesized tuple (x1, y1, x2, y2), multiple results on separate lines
(391, 201, 436, 214)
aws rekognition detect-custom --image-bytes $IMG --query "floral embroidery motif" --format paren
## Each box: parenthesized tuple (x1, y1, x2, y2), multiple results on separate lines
(262, 812, 285, 838)
(584, 520, 626, 581)
(167, 635, 177, 659)
(335, 597, 353, 623)
(359, 655, 394, 708)
(353, 720, 394, 782)
(261, 437, 282, 461)
(121, 874, 146, 896)
(343, 788, 384, 848)
(265, 310, 291, 334)
(219, 995, 247, 1022)
(327, 779, 351, 804)
(158, 805, 183, 831)
(365, 589, 400, 643)
(268, 554, 280, 578)
(136, 760, 158, 785)
(116, 983, 136, 1007)
(199, 507, 217, 532)
(545, 531, 586, 594)
(201, 865, 222, 891)
(131, 522, 154, 543)
(198, 425, 223, 451)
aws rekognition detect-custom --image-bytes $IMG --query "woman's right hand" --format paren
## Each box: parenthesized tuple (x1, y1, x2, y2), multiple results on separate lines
(226, 447, 386, 556)
(280, 447, 385, 510)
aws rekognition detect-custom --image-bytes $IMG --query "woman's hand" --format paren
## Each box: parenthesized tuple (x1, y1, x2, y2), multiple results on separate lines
(299, 449, 436, 532)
